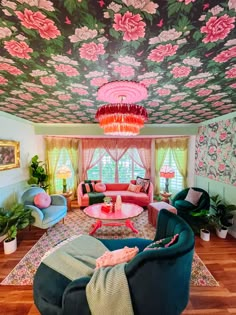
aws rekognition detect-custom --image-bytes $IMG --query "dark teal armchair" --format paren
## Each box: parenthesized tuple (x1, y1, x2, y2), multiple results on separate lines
(33, 210, 194, 315)
(172, 187, 210, 233)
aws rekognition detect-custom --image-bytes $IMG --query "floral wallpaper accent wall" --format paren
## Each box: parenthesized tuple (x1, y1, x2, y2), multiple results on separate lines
(195, 117, 236, 186)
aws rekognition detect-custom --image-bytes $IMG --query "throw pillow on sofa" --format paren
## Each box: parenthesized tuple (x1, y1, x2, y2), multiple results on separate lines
(185, 188, 203, 206)
(144, 234, 179, 251)
(128, 183, 142, 193)
(95, 182, 106, 193)
(82, 183, 94, 194)
(34, 192, 51, 209)
(136, 176, 150, 193)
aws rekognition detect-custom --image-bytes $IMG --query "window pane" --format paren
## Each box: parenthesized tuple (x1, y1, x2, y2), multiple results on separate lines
(88, 148, 145, 183)
(160, 150, 183, 193)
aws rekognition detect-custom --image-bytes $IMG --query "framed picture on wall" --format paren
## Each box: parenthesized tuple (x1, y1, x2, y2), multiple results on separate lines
(0, 140, 20, 171)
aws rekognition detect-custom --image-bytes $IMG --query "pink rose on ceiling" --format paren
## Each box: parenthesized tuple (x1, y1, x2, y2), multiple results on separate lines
(113, 12, 145, 41)
(38, 105, 49, 110)
(185, 78, 207, 88)
(71, 88, 88, 95)
(4, 40, 33, 59)
(148, 44, 178, 62)
(156, 88, 171, 96)
(90, 77, 108, 86)
(230, 83, 236, 88)
(181, 101, 192, 107)
(205, 95, 222, 101)
(0, 75, 8, 84)
(122, 0, 158, 14)
(178, 0, 195, 4)
(81, 101, 93, 107)
(140, 78, 157, 86)
(26, 87, 47, 94)
(114, 65, 135, 77)
(54, 64, 79, 76)
(40, 76, 58, 86)
(19, 93, 33, 100)
(58, 94, 71, 101)
(201, 15, 235, 43)
(15, 9, 60, 40)
(213, 46, 236, 63)
(212, 101, 224, 107)
(197, 89, 212, 96)
(169, 95, 185, 102)
(225, 68, 236, 78)
(0, 89, 4, 94)
(79, 43, 105, 61)
(0, 63, 23, 75)
(171, 66, 191, 78)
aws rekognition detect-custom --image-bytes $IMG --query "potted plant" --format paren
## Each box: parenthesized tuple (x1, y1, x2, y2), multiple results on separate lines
(190, 209, 211, 241)
(28, 155, 49, 191)
(0, 203, 35, 254)
(208, 195, 236, 239)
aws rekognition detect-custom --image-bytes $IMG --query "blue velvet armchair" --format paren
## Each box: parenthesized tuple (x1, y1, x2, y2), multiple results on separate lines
(33, 209, 195, 315)
(21, 187, 67, 229)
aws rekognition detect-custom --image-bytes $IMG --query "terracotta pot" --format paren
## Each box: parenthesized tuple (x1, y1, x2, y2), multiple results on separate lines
(200, 229, 210, 242)
(3, 237, 17, 255)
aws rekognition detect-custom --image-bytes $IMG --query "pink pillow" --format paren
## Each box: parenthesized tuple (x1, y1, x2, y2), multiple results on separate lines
(95, 182, 106, 193)
(128, 183, 142, 193)
(96, 246, 139, 268)
(185, 188, 203, 206)
(34, 192, 51, 209)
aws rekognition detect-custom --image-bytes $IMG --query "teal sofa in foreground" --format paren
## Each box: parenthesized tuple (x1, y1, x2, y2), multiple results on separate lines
(33, 209, 194, 315)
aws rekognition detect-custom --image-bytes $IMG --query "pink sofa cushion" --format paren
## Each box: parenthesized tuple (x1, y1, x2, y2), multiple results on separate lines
(185, 188, 202, 206)
(34, 192, 51, 209)
(95, 182, 106, 193)
(96, 246, 139, 268)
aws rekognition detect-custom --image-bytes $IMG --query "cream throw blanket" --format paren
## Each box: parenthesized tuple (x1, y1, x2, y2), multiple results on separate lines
(42, 235, 134, 315)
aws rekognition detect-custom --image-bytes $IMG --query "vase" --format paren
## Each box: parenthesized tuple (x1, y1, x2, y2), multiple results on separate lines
(4, 237, 17, 255)
(200, 229, 210, 242)
(115, 195, 122, 211)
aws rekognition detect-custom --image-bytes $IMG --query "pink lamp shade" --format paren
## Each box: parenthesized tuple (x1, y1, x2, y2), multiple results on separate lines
(160, 166, 175, 179)
(160, 166, 175, 193)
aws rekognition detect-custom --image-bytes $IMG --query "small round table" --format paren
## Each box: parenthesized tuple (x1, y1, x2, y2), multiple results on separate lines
(62, 191, 72, 211)
(83, 203, 143, 235)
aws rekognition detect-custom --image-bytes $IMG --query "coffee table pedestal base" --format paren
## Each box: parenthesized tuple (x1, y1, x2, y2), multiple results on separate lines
(89, 219, 138, 235)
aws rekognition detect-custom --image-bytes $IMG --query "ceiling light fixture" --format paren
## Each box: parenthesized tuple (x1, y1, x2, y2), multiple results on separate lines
(96, 81, 148, 136)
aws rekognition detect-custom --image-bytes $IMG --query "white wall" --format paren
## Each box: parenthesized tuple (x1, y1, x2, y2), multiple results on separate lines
(187, 136, 195, 187)
(0, 113, 44, 207)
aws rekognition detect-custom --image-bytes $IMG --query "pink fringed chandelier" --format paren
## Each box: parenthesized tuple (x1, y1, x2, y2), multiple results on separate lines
(96, 81, 148, 136)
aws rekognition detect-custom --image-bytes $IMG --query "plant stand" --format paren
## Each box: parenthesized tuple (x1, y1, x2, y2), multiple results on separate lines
(4, 237, 17, 255)
(200, 229, 210, 241)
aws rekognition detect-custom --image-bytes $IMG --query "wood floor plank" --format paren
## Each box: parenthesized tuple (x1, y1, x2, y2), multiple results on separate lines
(0, 202, 235, 315)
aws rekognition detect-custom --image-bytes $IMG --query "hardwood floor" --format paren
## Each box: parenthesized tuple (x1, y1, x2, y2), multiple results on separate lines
(0, 203, 235, 315)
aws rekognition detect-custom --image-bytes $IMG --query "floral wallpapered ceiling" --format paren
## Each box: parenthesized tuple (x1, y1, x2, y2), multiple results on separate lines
(195, 117, 236, 186)
(0, 0, 235, 125)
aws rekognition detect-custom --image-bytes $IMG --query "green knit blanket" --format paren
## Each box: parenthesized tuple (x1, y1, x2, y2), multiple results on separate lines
(42, 235, 134, 315)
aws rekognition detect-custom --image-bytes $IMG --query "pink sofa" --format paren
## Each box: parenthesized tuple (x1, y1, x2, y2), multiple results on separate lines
(77, 180, 153, 208)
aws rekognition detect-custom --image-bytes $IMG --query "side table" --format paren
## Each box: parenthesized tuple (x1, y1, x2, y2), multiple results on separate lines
(160, 191, 172, 204)
(62, 191, 72, 211)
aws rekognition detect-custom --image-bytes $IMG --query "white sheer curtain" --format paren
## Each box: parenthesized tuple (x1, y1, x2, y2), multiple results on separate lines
(82, 139, 105, 180)
(128, 139, 152, 177)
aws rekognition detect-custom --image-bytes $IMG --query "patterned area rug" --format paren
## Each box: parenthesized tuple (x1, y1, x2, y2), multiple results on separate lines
(1, 209, 218, 286)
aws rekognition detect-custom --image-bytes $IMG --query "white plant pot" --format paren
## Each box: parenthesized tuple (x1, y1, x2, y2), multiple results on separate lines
(216, 227, 228, 239)
(200, 229, 210, 242)
(3, 237, 17, 255)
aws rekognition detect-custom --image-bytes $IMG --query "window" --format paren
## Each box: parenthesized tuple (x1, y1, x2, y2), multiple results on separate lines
(87, 148, 145, 182)
(160, 149, 183, 193)
(52, 148, 74, 193)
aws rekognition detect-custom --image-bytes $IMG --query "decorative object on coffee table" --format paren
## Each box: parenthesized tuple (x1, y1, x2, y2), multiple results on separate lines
(84, 203, 143, 235)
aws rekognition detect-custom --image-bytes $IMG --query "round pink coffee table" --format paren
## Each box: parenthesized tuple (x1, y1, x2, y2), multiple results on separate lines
(83, 203, 144, 235)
